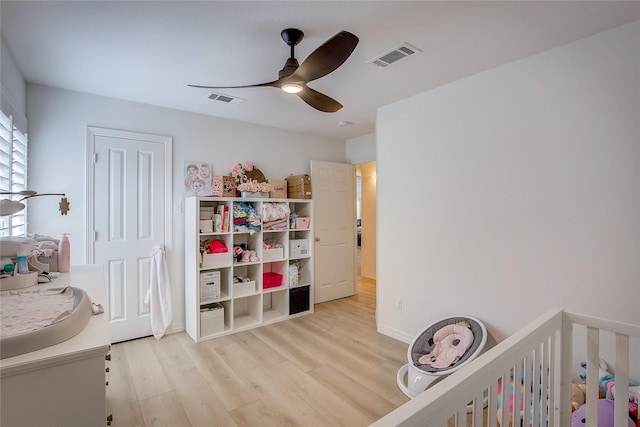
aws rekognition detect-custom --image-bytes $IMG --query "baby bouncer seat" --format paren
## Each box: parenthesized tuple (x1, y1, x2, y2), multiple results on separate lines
(397, 315, 488, 399)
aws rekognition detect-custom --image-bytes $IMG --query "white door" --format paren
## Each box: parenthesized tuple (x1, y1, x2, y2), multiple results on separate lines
(87, 127, 172, 343)
(311, 160, 355, 303)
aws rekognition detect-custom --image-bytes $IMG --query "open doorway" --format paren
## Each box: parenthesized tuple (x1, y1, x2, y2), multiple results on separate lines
(355, 161, 376, 284)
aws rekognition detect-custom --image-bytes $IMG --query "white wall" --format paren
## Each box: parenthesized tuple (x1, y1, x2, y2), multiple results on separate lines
(25, 83, 346, 333)
(1, 37, 27, 131)
(346, 132, 375, 164)
(376, 19, 640, 349)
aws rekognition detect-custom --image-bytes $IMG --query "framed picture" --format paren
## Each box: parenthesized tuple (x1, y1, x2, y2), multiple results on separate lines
(184, 161, 213, 196)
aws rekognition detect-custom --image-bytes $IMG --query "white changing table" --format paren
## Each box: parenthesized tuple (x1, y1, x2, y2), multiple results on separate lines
(0, 265, 110, 427)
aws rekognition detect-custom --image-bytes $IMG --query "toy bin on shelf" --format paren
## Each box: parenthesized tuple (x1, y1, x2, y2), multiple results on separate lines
(294, 217, 310, 229)
(289, 239, 309, 258)
(263, 272, 283, 289)
(262, 247, 284, 261)
(234, 280, 256, 297)
(201, 252, 229, 268)
(200, 303, 224, 336)
(289, 285, 310, 315)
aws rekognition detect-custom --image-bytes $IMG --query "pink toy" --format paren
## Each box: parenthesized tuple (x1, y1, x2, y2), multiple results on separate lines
(572, 399, 635, 427)
(418, 323, 474, 368)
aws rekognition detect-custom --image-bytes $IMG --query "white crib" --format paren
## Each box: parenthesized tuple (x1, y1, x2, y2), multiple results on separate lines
(372, 307, 640, 427)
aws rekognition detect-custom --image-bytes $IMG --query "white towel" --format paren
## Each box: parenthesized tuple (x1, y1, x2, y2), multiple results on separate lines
(144, 244, 173, 339)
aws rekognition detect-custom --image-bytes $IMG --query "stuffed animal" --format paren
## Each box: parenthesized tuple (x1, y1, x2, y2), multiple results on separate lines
(242, 250, 258, 263)
(572, 399, 635, 427)
(572, 382, 587, 412)
(233, 244, 246, 262)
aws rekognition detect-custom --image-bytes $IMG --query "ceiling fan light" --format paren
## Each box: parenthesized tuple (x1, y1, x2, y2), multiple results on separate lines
(282, 83, 303, 94)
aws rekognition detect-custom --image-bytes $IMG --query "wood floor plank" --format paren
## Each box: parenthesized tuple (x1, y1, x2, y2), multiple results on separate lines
(230, 400, 285, 427)
(175, 332, 260, 411)
(247, 324, 324, 372)
(138, 391, 191, 427)
(123, 337, 173, 400)
(261, 360, 374, 427)
(149, 334, 238, 427)
(307, 364, 399, 422)
(231, 359, 332, 427)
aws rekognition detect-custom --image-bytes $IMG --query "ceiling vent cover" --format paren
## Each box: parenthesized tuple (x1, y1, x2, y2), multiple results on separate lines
(207, 92, 245, 104)
(368, 42, 421, 67)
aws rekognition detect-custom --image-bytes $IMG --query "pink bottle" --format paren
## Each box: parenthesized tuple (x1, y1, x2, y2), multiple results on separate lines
(58, 233, 70, 273)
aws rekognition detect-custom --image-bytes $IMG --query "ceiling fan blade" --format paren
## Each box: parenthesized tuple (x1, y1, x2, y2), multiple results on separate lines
(188, 79, 284, 90)
(297, 86, 343, 112)
(290, 30, 359, 83)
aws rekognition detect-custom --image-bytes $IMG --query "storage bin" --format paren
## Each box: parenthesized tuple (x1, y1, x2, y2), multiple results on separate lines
(211, 176, 236, 197)
(289, 239, 310, 258)
(269, 179, 287, 199)
(199, 219, 213, 233)
(201, 252, 229, 268)
(289, 285, 310, 315)
(263, 272, 283, 289)
(200, 271, 220, 301)
(286, 174, 312, 199)
(200, 304, 224, 336)
(234, 280, 256, 297)
(295, 217, 310, 229)
(262, 247, 284, 261)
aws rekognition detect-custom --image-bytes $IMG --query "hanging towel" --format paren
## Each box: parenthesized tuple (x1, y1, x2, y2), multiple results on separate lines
(144, 244, 173, 339)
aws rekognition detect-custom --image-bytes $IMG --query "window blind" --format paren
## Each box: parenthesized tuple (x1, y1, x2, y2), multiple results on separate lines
(0, 109, 28, 236)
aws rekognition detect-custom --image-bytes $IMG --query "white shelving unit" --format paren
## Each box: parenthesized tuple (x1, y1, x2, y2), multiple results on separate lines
(185, 196, 313, 342)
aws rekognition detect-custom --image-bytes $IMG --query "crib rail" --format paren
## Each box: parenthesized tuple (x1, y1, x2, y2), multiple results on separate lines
(371, 307, 639, 427)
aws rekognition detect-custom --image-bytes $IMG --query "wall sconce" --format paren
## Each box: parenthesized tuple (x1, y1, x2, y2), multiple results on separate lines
(0, 191, 69, 216)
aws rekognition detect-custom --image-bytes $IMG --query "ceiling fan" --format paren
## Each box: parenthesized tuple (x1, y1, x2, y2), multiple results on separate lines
(188, 28, 359, 113)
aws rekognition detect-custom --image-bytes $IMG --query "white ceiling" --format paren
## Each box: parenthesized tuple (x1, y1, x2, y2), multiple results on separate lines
(2, 1, 639, 141)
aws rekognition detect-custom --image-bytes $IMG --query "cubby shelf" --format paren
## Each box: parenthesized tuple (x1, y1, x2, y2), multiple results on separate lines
(185, 196, 314, 342)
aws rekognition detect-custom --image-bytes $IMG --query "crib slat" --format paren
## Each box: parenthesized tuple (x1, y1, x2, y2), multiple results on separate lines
(500, 371, 509, 427)
(472, 392, 483, 426)
(514, 361, 523, 427)
(586, 326, 599, 427)
(540, 338, 549, 427)
(488, 382, 498, 427)
(532, 344, 542, 427)
(549, 329, 559, 427)
(614, 333, 630, 427)
(560, 315, 574, 427)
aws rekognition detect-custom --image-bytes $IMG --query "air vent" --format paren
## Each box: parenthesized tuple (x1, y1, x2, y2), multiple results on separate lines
(207, 92, 245, 104)
(368, 42, 421, 67)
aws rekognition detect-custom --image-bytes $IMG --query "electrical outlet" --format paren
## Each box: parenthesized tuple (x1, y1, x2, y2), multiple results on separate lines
(395, 297, 402, 310)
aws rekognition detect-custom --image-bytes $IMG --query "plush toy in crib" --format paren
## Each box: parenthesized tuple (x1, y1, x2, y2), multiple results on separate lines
(418, 321, 474, 369)
(571, 399, 635, 427)
(572, 381, 587, 412)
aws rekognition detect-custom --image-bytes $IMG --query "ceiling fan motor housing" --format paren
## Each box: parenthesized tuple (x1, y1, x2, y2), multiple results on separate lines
(279, 57, 300, 79)
(281, 28, 304, 46)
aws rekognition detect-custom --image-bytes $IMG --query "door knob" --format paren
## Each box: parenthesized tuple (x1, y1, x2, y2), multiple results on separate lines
(315, 237, 320, 242)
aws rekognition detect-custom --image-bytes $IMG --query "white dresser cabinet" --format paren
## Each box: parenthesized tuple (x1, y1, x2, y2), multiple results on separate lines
(0, 265, 111, 427)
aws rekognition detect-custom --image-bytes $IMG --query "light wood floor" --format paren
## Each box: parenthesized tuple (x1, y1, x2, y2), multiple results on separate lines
(106, 278, 411, 426)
